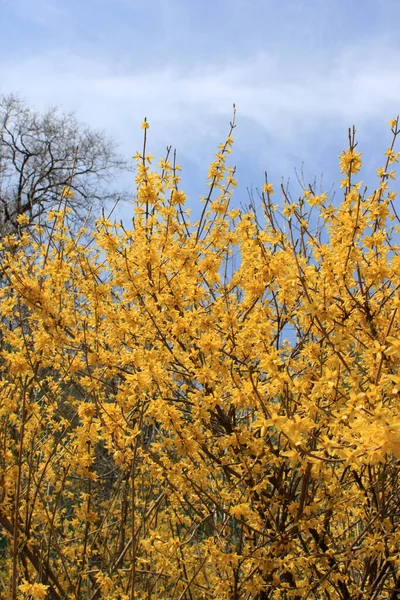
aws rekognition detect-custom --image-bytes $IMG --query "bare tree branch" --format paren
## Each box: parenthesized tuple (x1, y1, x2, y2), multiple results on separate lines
(0, 93, 132, 235)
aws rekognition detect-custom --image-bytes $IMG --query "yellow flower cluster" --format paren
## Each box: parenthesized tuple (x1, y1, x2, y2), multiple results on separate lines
(0, 116, 400, 599)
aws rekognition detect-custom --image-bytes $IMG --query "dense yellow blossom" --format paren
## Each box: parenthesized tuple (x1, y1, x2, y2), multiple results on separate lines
(0, 116, 400, 599)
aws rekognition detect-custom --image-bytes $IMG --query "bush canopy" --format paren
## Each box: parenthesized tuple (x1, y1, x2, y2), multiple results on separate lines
(1, 113, 400, 599)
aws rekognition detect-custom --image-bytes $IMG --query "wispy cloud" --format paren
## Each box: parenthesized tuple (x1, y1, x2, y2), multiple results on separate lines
(1, 43, 399, 157)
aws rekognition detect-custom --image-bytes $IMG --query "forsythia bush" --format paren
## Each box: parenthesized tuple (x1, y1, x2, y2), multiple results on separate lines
(1, 113, 400, 599)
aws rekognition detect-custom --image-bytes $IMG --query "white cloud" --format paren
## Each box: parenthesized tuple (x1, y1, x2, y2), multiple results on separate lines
(1, 42, 399, 170)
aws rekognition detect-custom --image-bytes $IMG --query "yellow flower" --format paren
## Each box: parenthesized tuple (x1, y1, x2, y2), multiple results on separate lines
(16, 213, 30, 225)
(62, 186, 74, 199)
(262, 183, 275, 194)
(376, 167, 387, 177)
(339, 148, 362, 174)
(385, 148, 400, 164)
(141, 118, 149, 129)
(19, 581, 49, 599)
(231, 503, 250, 519)
(283, 203, 298, 217)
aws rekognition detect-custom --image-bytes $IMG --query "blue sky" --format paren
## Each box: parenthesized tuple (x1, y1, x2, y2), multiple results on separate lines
(1, 0, 400, 221)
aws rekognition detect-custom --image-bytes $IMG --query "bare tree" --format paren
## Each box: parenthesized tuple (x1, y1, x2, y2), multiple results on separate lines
(0, 93, 130, 235)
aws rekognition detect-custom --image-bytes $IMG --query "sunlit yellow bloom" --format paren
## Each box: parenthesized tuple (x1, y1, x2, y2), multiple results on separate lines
(62, 186, 74, 198)
(262, 183, 275, 194)
(339, 148, 362, 174)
